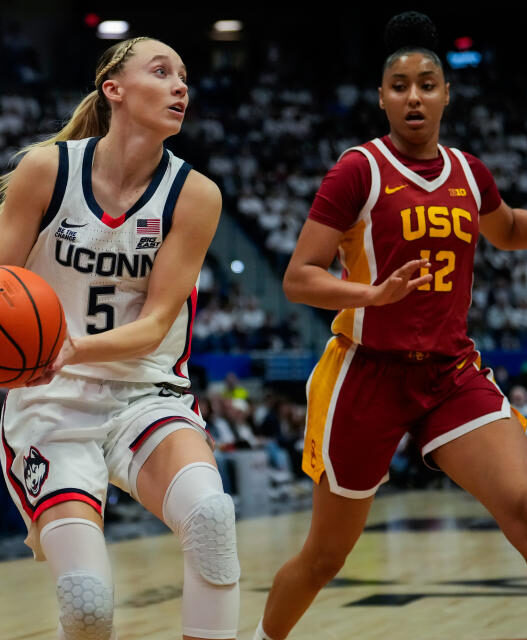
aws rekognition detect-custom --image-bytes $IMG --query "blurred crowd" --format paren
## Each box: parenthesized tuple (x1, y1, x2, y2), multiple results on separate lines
(3, 32, 527, 351)
(5, 21, 527, 536)
(194, 259, 303, 353)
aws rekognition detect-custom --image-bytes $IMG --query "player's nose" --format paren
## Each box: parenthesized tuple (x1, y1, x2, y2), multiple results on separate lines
(172, 78, 188, 97)
(408, 83, 421, 105)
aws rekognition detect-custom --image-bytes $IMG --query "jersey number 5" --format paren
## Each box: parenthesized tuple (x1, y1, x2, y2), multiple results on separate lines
(87, 285, 115, 334)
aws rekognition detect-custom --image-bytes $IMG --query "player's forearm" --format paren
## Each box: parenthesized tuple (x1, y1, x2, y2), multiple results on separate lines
(64, 315, 170, 365)
(283, 265, 376, 310)
(504, 208, 527, 250)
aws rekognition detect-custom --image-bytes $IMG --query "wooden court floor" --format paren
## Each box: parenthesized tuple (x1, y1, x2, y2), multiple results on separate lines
(1, 488, 526, 640)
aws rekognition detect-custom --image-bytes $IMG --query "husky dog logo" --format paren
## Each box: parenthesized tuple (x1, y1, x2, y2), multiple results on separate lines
(23, 447, 49, 497)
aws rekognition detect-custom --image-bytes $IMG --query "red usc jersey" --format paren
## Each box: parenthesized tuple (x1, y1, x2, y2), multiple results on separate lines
(329, 137, 484, 357)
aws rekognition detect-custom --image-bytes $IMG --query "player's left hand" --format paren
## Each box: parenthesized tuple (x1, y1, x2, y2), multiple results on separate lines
(370, 258, 433, 306)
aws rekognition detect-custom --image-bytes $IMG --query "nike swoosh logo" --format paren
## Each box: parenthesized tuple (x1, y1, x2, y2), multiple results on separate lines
(385, 185, 408, 194)
(456, 358, 467, 370)
(61, 218, 87, 229)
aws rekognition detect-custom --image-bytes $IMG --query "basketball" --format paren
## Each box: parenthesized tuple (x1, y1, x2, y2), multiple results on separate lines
(0, 266, 66, 388)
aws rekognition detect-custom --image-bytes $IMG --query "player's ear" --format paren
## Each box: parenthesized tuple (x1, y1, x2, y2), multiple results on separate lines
(378, 86, 385, 110)
(445, 81, 450, 107)
(102, 79, 123, 104)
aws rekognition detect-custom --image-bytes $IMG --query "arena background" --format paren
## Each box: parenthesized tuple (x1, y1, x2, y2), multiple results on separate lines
(2, 3, 527, 547)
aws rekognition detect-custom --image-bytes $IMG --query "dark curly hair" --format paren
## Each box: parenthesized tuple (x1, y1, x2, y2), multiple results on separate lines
(382, 11, 443, 76)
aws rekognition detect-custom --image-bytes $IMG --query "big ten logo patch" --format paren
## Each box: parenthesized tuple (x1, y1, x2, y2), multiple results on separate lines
(401, 206, 473, 243)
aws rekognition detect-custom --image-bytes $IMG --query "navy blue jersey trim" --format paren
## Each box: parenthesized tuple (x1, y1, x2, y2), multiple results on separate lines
(161, 161, 192, 239)
(82, 137, 103, 218)
(128, 149, 170, 215)
(82, 137, 170, 222)
(40, 141, 69, 232)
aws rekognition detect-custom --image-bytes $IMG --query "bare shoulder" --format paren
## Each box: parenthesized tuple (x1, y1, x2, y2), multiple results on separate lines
(7, 145, 59, 208)
(0, 145, 61, 263)
(13, 145, 59, 183)
(166, 169, 222, 241)
(176, 169, 222, 217)
(3, 145, 60, 219)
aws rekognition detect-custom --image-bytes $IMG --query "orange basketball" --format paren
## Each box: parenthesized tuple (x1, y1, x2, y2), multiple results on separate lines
(0, 266, 66, 388)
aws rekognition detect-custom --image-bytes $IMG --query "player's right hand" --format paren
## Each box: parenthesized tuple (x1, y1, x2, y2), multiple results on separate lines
(25, 334, 75, 387)
(370, 258, 432, 306)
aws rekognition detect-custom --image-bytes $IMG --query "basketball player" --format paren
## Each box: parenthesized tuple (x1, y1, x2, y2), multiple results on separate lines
(0, 38, 239, 640)
(253, 12, 527, 640)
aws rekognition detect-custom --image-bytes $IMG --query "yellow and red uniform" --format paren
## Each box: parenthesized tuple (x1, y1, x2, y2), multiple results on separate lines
(303, 136, 522, 497)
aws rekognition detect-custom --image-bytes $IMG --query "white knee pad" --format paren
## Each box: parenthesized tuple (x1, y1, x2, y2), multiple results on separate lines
(57, 571, 113, 639)
(163, 463, 240, 638)
(163, 462, 240, 586)
(40, 518, 115, 640)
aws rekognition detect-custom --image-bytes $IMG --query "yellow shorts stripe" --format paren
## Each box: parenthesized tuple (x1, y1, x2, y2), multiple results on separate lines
(302, 336, 353, 483)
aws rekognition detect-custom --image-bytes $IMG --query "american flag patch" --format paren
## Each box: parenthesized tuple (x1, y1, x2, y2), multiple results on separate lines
(136, 218, 161, 234)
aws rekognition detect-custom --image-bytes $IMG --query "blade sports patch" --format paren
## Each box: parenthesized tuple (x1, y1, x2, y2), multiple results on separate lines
(23, 446, 50, 497)
(136, 218, 161, 235)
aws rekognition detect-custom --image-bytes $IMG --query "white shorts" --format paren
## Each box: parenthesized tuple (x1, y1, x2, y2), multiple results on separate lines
(0, 372, 211, 558)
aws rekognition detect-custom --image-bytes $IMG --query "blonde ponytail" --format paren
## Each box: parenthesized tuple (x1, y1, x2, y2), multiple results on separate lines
(0, 35, 153, 214)
(0, 91, 109, 214)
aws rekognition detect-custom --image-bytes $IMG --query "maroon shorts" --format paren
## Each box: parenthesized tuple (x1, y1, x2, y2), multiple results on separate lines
(302, 337, 512, 498)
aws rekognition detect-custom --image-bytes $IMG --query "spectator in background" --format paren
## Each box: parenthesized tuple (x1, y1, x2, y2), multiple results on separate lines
(200, 396, 235, 495)
(223, 372, 249, 401)
(510, 385, 527, 417)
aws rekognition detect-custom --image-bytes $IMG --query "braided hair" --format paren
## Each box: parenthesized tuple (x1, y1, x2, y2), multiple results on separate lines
(0, 36, 155, 212)
(95, 37, 152, 91)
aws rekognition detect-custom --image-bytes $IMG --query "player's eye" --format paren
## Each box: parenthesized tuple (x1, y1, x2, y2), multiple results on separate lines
(154, 67, 167, 76)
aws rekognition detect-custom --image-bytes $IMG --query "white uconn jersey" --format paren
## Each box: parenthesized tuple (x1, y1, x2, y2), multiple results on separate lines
(25, 137, 197, 386)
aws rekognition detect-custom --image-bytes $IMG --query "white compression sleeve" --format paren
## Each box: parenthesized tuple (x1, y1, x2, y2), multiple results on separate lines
(40, 518, 116, 640)
(162, 462, 240, 639)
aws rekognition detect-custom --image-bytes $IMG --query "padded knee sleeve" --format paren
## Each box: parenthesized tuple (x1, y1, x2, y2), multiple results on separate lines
(57, 571, 113, 640)
(40, 518, 115, 640)
(163, 463, 240, 638)
(163, 462, 240, 585)
(183, 491, 239, 585)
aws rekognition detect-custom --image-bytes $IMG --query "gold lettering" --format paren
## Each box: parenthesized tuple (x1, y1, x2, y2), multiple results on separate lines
(401, 206, 426, 241)
(452, 208, 472, 243)
(418, 249, 431, 291)
(435, 251, 456, 291)
(428, 206, 451, 238)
